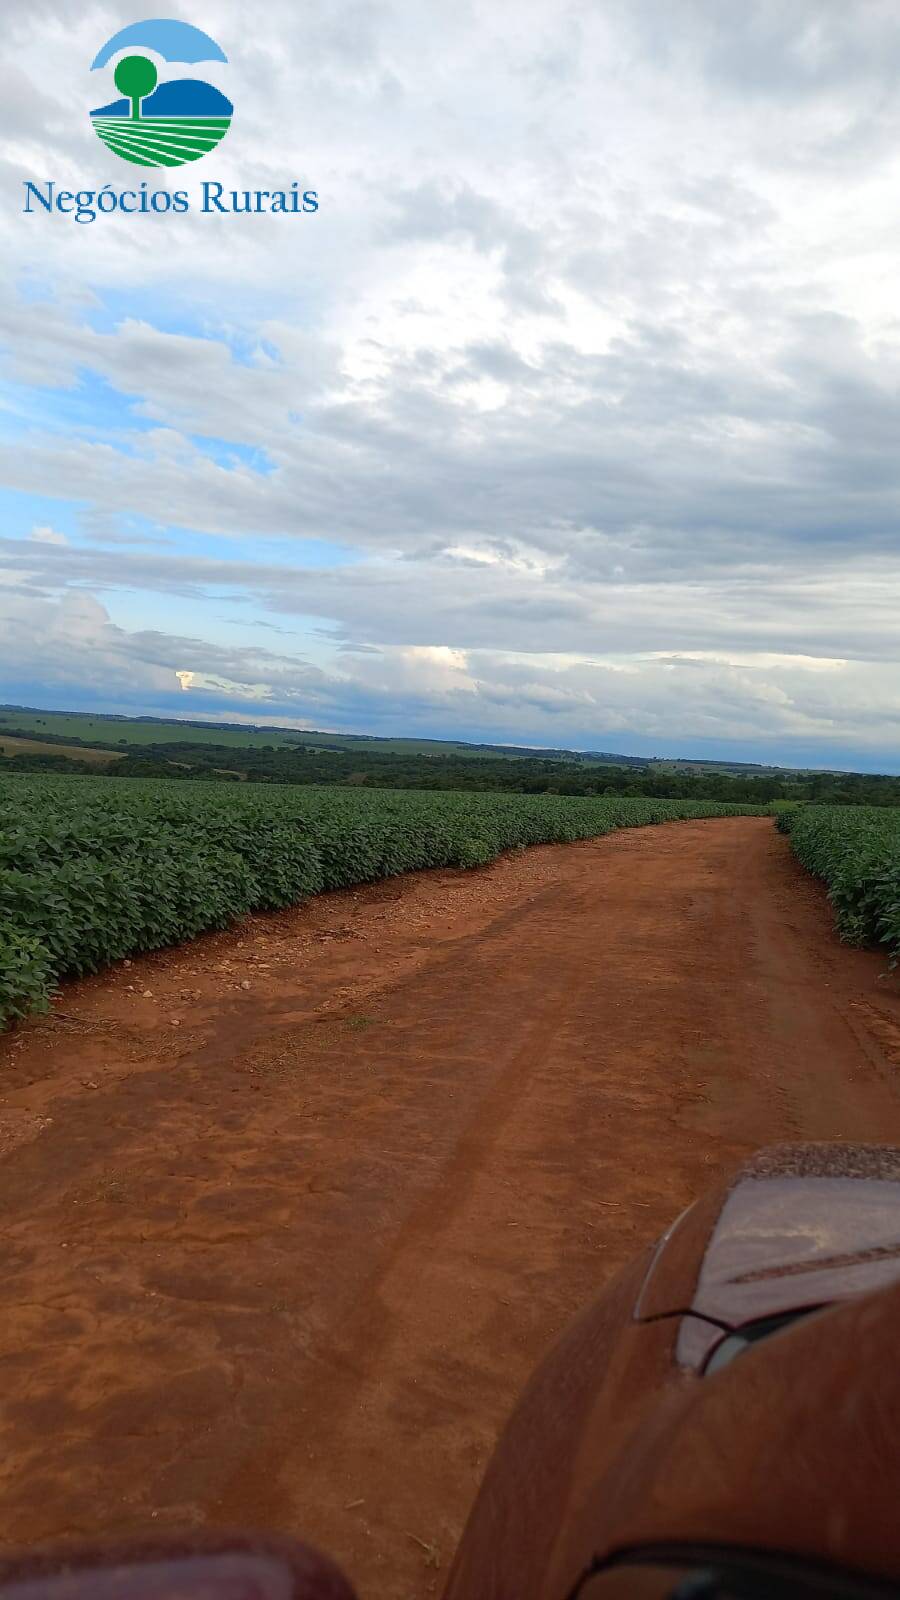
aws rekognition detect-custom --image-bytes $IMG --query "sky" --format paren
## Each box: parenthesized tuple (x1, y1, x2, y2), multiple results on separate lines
(1, 1, 899, 771)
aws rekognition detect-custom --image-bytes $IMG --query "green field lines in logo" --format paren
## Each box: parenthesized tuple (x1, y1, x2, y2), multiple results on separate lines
(91, 116, 231, 168)
(90, 20, 232, 169)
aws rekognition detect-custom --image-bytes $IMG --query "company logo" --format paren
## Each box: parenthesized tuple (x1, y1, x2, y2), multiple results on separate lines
(89, 18, 232, 168)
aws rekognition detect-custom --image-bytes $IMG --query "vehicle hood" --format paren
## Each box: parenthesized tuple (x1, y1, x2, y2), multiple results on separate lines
(635, 1144, 900, 1368)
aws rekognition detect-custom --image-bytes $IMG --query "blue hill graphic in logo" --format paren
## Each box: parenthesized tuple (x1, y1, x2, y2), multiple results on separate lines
(90, 18, 232, 168)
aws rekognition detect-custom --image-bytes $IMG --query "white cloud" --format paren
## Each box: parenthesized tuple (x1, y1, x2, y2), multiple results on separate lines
(28, 523, 67, 545)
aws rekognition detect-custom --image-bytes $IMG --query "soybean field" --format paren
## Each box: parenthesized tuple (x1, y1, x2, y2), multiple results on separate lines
(778, 804, 900, 960)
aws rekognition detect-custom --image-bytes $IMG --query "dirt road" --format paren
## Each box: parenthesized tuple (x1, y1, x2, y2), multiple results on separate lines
(0, 818, 898, 1597)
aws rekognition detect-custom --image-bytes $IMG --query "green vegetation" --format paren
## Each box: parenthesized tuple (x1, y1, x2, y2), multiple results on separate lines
(113, 54, 158, 119)
(0, 710, 292, 749)
(0, 735, 125, 766)
(777, 806, 900, 961)
(0, 708, 588, 758)
(0, 776, 771, 1027)
(3, 719, 900, 807)
(2, 709, 896, 796)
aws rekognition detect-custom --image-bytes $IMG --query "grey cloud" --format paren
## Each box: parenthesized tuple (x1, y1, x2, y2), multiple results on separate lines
(5, 295, 900, 580)
(3, 536, 899, 665)
(616, 0, 900, 97)
(1, 585, 898, 765)
(384, 179, 558, 311)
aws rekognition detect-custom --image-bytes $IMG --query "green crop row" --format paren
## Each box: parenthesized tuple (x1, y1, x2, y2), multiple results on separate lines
(777, 804, 900, 960)
(0, 775, 772, 1027)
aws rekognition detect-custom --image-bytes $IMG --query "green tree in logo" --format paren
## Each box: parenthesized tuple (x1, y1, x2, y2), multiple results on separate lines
(114, 54, 158, 120)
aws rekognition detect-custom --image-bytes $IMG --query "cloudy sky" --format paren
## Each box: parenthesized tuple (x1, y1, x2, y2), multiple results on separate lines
(2, 1, 899, 769)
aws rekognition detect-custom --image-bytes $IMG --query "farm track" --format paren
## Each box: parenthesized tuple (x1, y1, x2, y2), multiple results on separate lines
(0, 817, 898, 1598)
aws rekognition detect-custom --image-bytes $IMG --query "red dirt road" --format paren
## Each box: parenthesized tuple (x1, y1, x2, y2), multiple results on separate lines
(0, 818, 898, 1597)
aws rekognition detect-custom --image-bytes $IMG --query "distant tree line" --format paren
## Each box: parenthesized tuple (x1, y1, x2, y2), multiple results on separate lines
(2, 732, 899, 805)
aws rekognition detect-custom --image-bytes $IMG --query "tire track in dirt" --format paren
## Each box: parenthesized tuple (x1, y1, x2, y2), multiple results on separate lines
(210, 881, 606, 1534)
(0, 818, 897, 1600)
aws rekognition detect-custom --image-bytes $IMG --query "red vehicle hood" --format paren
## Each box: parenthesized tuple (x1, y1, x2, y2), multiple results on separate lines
(634, 1144, 900, 1368)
